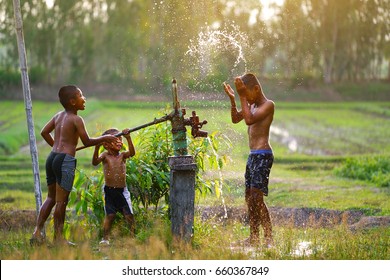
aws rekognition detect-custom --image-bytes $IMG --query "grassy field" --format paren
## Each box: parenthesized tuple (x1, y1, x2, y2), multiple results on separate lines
(0, 99, 389, 259)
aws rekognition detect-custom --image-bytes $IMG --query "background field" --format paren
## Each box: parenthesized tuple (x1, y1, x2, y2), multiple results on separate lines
(0, 96, 389, 259)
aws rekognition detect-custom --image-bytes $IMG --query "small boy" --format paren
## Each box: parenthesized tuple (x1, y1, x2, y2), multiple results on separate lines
(223, 73, 275, 247)
(30, 85, 117, 245)
(92, 128, 136, 245)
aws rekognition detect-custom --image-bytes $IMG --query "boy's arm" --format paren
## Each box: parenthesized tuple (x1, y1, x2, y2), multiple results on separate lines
(239, 96, 274, 125)
(74, 116, 116, 147)
(122, 129, 135, 159)
(41, 116, 55, 147)
(92, 144, 104, 166)
(235, 78, 274, 125)
(223, 82, 243, 124)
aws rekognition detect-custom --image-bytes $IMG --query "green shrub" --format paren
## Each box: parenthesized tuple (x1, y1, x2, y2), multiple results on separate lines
(67, 169, 106, 239)
(68, 109, 230, 237)
(0, 68, 20, 88)
(29, 66, 46, 84)
(126, 114, 229, 212)
(334, 156, 390, 187)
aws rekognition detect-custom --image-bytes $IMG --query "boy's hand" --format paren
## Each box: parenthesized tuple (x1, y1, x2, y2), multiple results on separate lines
(223, 82, 235, 100)
(234, 77, 247, 97)
(104, 134, 117, 143)
(122, 128, 131, 137)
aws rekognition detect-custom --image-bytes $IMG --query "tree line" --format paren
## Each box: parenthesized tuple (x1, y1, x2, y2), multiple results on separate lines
(1, 0, 389, 94)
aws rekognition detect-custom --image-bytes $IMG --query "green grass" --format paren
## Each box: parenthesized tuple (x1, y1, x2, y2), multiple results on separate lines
(1, 100, 389, 211)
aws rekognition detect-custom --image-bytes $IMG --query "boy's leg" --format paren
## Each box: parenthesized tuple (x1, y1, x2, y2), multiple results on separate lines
(102, 214, 116, 241)
(245, 187, 260, 244)
(31, 183, 56, 242)
(53, 183, 70, 242)
(124, 213, 135, 237)
(252, 188, 273, 246)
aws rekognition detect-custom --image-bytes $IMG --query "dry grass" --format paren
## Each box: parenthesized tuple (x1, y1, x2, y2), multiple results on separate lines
(1, 212, 389, 260)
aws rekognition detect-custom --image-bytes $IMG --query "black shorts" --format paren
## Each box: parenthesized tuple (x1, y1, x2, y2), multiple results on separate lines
(46, 152, 77, 192)
(104, 185, 133, 215)
(245, 150, 274, 196)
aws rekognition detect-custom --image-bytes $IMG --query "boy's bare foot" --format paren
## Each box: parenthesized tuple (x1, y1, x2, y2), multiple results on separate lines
(30, 236, 45, 246)
(99, 239, 110, 246)
(232, 237, 260, 248)
(53, 238, 77, 247)
(30, 233, 45, 246)
(264, 237, 274, 249)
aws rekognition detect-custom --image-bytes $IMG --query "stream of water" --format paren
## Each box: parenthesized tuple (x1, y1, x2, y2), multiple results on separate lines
(206, 136, 228, 219)
(185, 25, 249, 81)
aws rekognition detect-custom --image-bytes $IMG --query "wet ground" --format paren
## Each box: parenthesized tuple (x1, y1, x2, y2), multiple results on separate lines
(2, 207, 389, 231)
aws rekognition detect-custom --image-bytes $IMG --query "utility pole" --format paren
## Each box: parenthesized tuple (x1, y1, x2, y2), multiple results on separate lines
(13, 0, 43, 215)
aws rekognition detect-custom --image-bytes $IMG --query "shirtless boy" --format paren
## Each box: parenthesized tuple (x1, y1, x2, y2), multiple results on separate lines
(92, 128, 136, 245)
(30, 85, 117, 245)
(223, 73, 275, 247)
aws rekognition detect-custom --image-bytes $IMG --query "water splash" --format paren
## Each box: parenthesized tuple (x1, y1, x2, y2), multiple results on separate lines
(291, 240, 323, 257)
(185, 24, 249, 80)
(206, 135, 228, 219)
(291, 241, 313, 257)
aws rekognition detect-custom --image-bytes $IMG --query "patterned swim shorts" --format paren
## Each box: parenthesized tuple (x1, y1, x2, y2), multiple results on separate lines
(245, 150, 274, 196)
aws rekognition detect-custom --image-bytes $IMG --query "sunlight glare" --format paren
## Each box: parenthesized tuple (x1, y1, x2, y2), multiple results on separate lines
(45, 0, 54, 9)
(259, 0, 284, 21)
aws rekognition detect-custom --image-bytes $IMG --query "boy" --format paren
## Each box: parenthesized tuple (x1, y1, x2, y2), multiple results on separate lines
(30, 85, 117, 245)
(92, 128, 136, 245)
(223, 73, 275, 247)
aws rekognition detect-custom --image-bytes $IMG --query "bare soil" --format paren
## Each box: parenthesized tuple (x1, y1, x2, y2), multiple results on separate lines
(1, 207, 389, 232)
(197, 205, 390, 231)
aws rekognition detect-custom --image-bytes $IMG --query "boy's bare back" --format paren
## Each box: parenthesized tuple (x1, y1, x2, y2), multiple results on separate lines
(47, 111, 84, 156)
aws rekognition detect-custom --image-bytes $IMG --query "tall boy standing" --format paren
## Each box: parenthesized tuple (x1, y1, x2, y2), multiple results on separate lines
(30, 85, 117, 245)
(223, 73, 275, 247)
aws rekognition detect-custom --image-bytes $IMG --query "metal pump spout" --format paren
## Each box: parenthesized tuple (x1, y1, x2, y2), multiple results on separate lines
(189, 111, 208, 138)
(169, 79, 208, 156)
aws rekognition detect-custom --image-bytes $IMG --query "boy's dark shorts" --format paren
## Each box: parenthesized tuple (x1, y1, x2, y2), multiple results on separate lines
(46, 151, 77, 192)
(104, 185, 134, 215)
(245, 150, 274, 196)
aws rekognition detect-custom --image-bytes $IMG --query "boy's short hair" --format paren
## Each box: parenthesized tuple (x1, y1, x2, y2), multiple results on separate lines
(58, 85, 80, 108)
(102, 128, 120, 136)
(241, 73, 261, 90)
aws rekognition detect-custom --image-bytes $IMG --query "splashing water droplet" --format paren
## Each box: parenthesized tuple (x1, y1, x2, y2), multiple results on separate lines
(185, 24, 249, 86)
(206, 135, 228, 219)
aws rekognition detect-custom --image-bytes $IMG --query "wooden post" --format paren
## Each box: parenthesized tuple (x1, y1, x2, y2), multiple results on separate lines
(13, 0, 43, 215)
(169, 155, 197, 242)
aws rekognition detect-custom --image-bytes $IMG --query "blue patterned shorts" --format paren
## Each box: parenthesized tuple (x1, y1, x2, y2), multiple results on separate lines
(245, 150, 274, 196)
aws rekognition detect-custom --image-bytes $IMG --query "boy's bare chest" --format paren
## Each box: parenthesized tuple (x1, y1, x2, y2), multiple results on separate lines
(105, 154, 125, 167)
